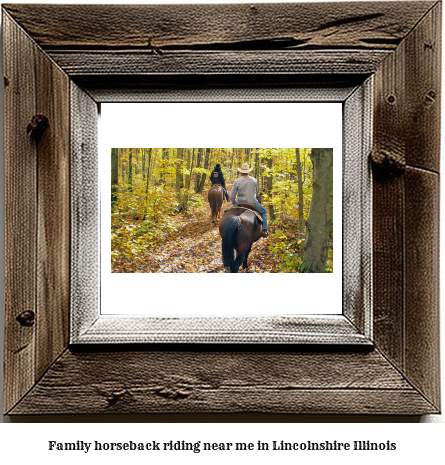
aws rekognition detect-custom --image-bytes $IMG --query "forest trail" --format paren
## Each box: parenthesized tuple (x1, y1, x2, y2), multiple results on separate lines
(112, 182, 277, 273)
(111, 148, 332, 274)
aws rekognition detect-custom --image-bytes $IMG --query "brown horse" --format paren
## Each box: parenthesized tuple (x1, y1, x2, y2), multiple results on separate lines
(208, 185, 224, 223)
(219, 207, 263, 273)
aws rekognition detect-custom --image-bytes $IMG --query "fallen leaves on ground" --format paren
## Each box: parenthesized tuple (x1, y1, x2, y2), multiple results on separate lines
(112, 186, 282, 273)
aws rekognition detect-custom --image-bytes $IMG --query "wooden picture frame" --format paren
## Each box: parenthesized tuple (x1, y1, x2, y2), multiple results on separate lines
(2, 2, 440, 415)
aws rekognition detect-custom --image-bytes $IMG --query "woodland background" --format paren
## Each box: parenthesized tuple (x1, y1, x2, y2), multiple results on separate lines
(111, 148, 333, 273)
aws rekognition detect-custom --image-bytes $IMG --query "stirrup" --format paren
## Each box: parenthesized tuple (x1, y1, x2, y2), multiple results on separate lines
(261, 230, 268, 238)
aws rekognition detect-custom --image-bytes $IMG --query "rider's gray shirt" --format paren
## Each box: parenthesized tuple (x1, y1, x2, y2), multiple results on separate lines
(229, 175, 259, 204)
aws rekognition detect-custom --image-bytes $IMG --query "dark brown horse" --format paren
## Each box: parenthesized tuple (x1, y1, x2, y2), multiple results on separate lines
(219, 207, 263, 273)
(208, 185, 224, 223)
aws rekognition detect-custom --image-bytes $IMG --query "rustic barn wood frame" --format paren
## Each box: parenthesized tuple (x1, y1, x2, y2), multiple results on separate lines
(72, 83, 372, 345)
(2, 2, 441, 415)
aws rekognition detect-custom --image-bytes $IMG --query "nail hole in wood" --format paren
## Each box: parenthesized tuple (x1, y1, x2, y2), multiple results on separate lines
(425, 90, 436, 105)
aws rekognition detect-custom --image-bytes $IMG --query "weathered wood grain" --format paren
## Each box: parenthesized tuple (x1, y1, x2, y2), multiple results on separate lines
(34, 44, 71, 380)
(342, 81, 372, 336)
(404, 167, 440, 408)
(2, 2, 441, 416)
(371, 2, 441, 411)
(9, 349, 438, 415)
(372, 175, 405, 368)
(70, 83, 99, 340)
(76, 74, 366, 103)
(404, 2, 441, 172)
(47, 50, 391, 77)
(371, 1, 440, 173)
(372, 35, 406, 366)
(3, 12, 38, 414)
(3, 11, 71, 412)
(2, 2, 435, 50)
(74, 316, 370, 345)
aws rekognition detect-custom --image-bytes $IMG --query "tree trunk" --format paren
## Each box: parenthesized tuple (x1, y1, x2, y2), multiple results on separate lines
(295, 148, 305, 236)
(119, 148, 125, 182)
(245, 148, 251, 164)
(135, 148, 140, 174)
(265, 151, 275, 220)
(194, 148, 203, 192)
(111, 147, 118, 204)
(142, 148, 146, 180)
(181, 148, 193, 211)
(254, 149, 260, 188)
(198, 147, 210, 194)
(176, 148, 184, 203)
(145, 148, 152, 193)
(301, 148, 333, 273)
(128, 148, 133, 191)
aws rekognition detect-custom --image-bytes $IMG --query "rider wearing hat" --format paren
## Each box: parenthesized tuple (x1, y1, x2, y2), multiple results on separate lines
(210, 164, 230, 201)
(229, 163, 268, 237)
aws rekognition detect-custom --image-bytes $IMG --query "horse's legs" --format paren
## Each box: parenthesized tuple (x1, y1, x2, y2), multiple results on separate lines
(242, 245, 252, 269)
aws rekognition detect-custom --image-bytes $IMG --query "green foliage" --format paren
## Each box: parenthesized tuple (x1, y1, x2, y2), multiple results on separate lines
(268, 226, 305, 272)
(111, 179, 179, 262)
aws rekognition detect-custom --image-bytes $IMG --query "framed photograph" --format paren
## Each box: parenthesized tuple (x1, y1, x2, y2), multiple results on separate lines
(3, 2, 440, 415)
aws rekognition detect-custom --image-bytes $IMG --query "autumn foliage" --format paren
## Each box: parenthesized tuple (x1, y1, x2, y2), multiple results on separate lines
(111, 148, 333, 273)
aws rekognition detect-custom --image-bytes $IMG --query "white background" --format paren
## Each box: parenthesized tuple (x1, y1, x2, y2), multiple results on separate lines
(101, 102, 343, 315)
(0, 0, 444, 461)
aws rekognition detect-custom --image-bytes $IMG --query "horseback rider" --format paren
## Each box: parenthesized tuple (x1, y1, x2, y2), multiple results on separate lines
(210, 164, 230, 201)
(229, 163, 268, 237)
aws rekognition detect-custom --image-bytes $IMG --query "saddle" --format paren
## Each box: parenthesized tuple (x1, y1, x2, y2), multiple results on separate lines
(237, 202, 255, 210)
(229, 203, 263, 223)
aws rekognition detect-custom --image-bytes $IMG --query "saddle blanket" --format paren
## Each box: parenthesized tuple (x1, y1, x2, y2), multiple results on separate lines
(225, 206, 263, 223)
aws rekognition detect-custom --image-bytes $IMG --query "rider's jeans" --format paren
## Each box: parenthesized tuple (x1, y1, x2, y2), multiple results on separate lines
(231, 201, 268, 229)
(254, 203, 268, 229)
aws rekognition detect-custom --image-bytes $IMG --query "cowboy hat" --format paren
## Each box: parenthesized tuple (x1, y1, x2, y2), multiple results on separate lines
(237, 163, 253, 174)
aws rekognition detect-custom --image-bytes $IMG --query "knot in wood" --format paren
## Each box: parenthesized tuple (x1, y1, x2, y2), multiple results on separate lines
(370, 149, 405, 178)
(16, 310, 35, 327)
(27, 114, 49, 140)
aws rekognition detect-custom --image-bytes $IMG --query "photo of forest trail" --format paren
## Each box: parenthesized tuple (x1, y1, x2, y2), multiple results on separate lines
(111, 148, 333, 273)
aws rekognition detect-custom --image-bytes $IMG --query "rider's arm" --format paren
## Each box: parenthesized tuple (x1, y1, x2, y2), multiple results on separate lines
(229, 180, 237, 203)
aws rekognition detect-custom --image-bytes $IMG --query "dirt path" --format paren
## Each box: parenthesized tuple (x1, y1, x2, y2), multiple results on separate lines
(119, 184, 276, 273)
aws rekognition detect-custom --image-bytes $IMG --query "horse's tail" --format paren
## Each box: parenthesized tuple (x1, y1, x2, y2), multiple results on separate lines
(210, 190, 218, 220)
(209, 187, 223, 221)
(222, 216, 242, 268)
